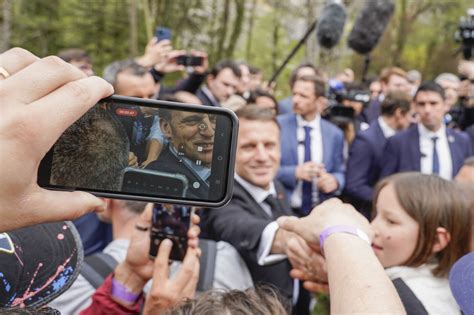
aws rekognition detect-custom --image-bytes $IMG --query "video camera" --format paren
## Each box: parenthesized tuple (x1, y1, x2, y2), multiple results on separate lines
(455, 8, 474, 60)
(324, 80, 370, 126)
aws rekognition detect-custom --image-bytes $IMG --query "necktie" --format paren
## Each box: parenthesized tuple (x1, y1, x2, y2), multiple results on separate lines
(264, 195, 284, 218)
(432, 136, 439, 175)
(301, 126, 313, 215)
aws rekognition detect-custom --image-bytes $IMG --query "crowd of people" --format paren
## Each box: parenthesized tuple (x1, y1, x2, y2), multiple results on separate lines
(0, 29, 473, 315)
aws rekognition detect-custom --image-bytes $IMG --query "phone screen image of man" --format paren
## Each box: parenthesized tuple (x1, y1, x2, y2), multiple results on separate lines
(146, 109, 216, 200)
(151, 204, 190, 260)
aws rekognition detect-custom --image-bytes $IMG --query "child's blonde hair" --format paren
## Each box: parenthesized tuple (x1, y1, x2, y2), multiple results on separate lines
(372, 173, 471, 277)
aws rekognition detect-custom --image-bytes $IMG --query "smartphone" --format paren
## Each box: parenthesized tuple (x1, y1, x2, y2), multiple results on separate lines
(176, 55, 204, 67)
(149, 204, 192, 261)
(38, 95, 238, 207)
(155, 26, 172, 42)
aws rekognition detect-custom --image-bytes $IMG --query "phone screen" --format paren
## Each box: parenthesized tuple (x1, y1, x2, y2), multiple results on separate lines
(149, 203, 191, 261)
(38, 95, 238, 207)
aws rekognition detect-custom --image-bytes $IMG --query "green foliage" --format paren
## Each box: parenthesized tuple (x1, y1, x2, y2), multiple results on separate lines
(3, 0, 472, 95)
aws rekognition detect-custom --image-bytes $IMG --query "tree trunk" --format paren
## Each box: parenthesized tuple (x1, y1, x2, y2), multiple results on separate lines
(305, 0, 319, 63)
(129, 0, 138, 56)
(215, 0, 230, 62)
(1, 0, 12, 53)
(225, 0, 245, 58)
(245, 0, 257, 62)
(392, 0, 407, 66)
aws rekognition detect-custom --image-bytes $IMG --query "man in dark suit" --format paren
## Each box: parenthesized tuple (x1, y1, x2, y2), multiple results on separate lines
(380, 81, 473, 179)
(146, 108, 215, 199)
(362, 67, 410, 123)
(202, 106, 308, 309)
(277, 75, 345, 217)
(195, 59, 241, 107)
(344, 91, 413, 218)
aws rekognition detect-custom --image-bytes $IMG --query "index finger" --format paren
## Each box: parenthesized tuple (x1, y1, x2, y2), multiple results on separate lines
(153, 238, 173, 286)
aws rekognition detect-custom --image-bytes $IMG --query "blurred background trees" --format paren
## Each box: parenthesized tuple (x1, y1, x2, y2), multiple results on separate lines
(1, 0, 471, 98)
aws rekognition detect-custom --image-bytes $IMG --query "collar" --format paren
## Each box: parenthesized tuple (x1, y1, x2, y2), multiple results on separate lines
(378, 116, 396, 138)
(296, 113, 321, 129)
(235, 174, 276, 204)
(418, 123, 446, 139)
(201, 86, 220, 107)
(169, 144, 211, 181)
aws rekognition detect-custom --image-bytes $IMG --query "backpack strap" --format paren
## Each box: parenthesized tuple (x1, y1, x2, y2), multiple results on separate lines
(81, 252, 119, 289)
(196, 239, 217, 291)
(392, 278, 428, 315)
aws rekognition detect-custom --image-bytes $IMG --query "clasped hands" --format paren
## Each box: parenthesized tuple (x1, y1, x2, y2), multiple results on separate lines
(278, 198, 374, 293)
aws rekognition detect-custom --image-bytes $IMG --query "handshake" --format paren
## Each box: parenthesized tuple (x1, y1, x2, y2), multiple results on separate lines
(276, 198, 374, 293)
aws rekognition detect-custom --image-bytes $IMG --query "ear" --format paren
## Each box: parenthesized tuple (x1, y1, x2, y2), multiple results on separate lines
(432, 227, 451, 253)
(160, 118, 173, 139)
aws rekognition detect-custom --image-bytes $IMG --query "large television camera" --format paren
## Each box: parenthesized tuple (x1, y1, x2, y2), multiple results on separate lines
(455, 8, 474, 60)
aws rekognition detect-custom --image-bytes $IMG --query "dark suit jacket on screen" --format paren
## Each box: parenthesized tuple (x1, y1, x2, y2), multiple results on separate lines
(201, 180, 297, 301)
(146, 144, 209, 199)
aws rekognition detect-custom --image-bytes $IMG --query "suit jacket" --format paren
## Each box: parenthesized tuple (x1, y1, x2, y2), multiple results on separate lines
(277, 95, 293, 116)
(277, 114, 345, 201)
(146, 144, 209, 199)
(201, 180, 296, 300)
(345, 120, 387, 204)
(195, 87, 220, 107)
(362, 99, 381, 123)
(380, 124, 472, 179)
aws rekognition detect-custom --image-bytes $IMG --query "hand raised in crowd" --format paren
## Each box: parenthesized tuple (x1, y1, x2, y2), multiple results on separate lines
(295, 161, 324, 182)
(154, 50, 186, 74)
(0, 47, 113, 232)
(189, 50, 209, 74)
(277, 198, 373, 252)
(114, 203, 201, 296)
(143, 239, 200, 314)
(317, 170, 339, 194)
(136, 38, 173, 69)
(128, 152, 139, 167)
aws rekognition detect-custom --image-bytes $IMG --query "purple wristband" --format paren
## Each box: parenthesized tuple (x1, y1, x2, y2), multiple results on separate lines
(112, 278, 141, 304)
(319, 225, 371, 255)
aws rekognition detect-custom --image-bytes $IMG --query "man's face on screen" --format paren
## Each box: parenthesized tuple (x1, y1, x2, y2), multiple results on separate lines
(162, 112, 216, 167)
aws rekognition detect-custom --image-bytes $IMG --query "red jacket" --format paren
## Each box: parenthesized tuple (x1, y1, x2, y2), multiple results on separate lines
(80, 274, 144, 315)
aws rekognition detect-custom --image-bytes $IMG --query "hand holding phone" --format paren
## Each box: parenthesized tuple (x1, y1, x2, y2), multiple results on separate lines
(176, 55, 204, 67)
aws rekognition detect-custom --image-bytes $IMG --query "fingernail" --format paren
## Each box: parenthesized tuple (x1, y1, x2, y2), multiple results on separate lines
(162, 239, 172, 247)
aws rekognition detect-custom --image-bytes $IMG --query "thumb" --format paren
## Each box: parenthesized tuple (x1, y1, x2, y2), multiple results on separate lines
(277, 216, 301, 234)
(33, 189, 105, 223)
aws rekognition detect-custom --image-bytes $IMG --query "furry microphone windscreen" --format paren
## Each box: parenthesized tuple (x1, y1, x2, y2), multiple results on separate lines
(348, 0, 395, 55)
(316, 2, 347, 49)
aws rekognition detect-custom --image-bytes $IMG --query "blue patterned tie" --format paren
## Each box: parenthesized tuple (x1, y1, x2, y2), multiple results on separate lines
(301, 126, 313, 215)
(432, 136, 440, 175)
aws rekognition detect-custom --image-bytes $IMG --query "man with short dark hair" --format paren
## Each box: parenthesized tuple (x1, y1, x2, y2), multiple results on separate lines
(344, 91, 413, 217)
(195, 59, 241, 107)
(278, 75, 345, 217)
(380, 81, 472, 179)
(202, 106, 305, 307)
(278, 63, 325, 115)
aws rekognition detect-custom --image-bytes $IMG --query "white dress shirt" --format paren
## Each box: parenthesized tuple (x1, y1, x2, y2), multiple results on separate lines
(418, 124, 453, 180)
(290, 114, 323, 208)
(234, 174, 287, 265)
(378, 116, 396, 138)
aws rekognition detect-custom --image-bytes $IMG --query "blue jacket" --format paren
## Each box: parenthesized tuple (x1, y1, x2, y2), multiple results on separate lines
(380, 124, 472, 179)
(277, 113, 345, 201)
(345, 120, 387, 203)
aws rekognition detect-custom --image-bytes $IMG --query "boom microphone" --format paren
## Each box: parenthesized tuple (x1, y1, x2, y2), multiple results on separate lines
(316, 2, 347, 49)
(348, 0, 395, 54)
